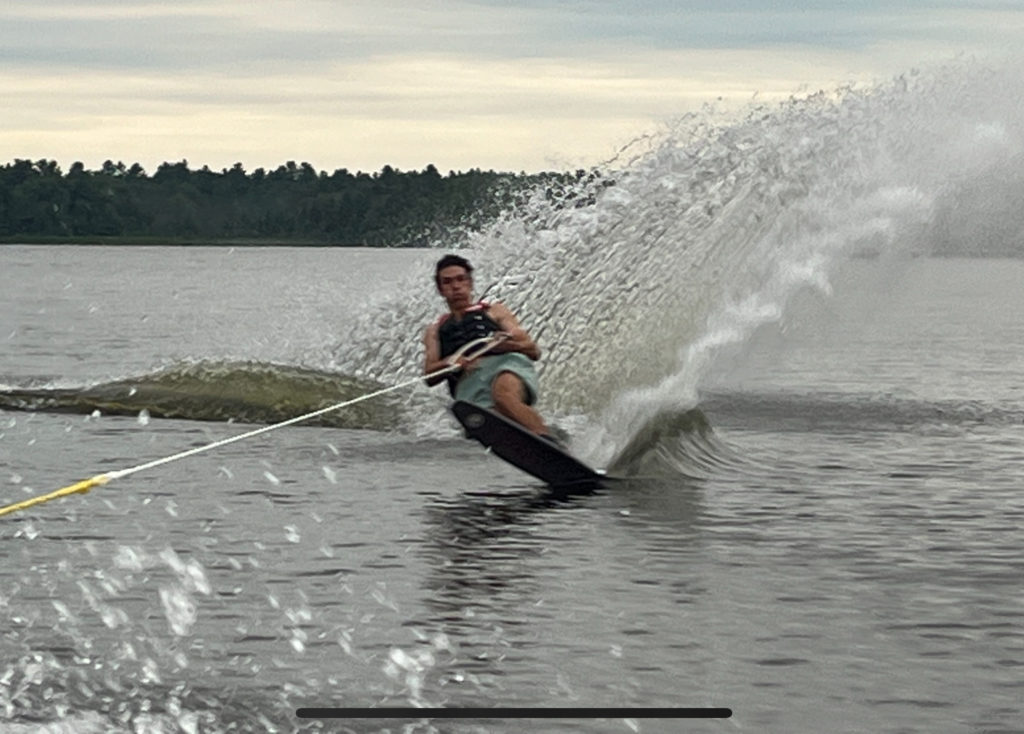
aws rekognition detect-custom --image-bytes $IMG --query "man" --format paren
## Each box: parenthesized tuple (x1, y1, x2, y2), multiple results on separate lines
(423, 253, 557, 442)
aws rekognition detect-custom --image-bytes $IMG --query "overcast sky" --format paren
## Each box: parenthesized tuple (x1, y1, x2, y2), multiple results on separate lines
(2, 0, 1022, 174)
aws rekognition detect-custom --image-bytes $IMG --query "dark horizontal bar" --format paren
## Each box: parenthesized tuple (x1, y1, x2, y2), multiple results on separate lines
(296, 707, 732, 720)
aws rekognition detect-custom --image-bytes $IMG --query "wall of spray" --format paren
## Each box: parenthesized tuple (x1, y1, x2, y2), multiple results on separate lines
(334, 58, 1024, 462)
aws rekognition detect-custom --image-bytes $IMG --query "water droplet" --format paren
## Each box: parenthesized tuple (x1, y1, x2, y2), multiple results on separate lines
(141, 657, 163, 683)
(371, 588, 399, 612)
(113, 545, 146, 572)
(263, 471, 280, 485)
(137, 409, 150, 426)
(184, 560, 212, 595)
(177, 711, 199, 734)
(16, 523, 40, 540)
(159, 586, 197, 636)
(322, 466, 337, 483)
(100, 605, 129, 630)
(389, 647, 419, 672)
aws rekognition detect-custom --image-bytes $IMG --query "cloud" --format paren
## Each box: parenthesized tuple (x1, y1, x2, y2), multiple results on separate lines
(2, 1, 1023, 172)
(6, 0, 1016, 71)
(0, 46, 886, 173)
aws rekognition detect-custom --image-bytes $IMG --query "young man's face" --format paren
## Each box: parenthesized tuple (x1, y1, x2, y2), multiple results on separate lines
(437, 265, 473, 310)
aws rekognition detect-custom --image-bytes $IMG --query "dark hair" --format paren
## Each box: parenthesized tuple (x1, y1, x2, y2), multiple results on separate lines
(434, 254, 473, 287)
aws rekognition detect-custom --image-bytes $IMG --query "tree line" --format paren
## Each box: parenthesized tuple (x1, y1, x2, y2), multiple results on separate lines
(0, 158, 582, 246)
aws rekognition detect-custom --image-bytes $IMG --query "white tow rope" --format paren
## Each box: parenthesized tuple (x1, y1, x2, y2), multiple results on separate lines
(0, 334, 506, 518)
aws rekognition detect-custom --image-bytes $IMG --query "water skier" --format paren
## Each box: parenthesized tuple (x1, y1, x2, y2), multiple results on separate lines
(423, 254, 559, 444)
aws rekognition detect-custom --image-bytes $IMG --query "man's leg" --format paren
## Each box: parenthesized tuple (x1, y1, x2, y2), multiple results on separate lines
(491, 371, 548, 435)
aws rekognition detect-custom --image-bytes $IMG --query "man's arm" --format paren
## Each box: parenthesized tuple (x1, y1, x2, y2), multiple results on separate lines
(422, 322, 451, 386)
(487, 302, 541, 361)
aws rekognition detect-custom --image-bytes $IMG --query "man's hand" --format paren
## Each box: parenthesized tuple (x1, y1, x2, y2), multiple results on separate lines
(447, 332, 510, 371)
(490, 328, 534, 357)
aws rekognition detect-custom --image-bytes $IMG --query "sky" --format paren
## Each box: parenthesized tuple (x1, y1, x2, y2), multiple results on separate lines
(2, 0, 1023, 175)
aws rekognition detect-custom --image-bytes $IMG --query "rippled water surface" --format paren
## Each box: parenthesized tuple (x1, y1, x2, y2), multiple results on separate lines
(2, 245, 1021, 734)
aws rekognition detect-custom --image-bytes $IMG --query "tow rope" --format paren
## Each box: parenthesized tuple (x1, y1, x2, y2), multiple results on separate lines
(0, 335, 505, 518)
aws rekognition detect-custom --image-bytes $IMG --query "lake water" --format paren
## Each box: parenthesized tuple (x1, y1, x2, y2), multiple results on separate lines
(1, 245, 1021, 734)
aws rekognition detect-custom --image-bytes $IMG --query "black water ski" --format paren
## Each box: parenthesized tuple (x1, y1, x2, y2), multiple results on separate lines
(452, 400, 605, 489)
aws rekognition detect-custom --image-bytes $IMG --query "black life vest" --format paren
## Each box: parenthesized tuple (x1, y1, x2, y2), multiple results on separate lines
(437, 301, 500, 359)
(436, 302, 500, 396)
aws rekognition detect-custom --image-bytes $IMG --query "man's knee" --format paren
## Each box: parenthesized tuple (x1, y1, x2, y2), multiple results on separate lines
(491, 371, 526, 406)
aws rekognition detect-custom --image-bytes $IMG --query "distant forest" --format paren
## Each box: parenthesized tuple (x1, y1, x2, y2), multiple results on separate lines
(0, 158, 583, 246)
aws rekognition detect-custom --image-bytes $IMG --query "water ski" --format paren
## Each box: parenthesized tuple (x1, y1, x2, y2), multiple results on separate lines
(451, 400, 605, 490)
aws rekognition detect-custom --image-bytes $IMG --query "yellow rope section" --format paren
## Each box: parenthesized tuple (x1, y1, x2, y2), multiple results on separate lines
(0, 473, 111, 518)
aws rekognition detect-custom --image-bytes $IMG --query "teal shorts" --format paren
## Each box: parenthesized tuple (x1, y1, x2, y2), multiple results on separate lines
(455, 353, 539, 408)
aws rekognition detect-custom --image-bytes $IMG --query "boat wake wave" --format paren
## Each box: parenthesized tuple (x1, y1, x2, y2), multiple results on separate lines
(0, 360, 402, 430)
(702, 390, 1024, 434)
(604, 406, 740, 480)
